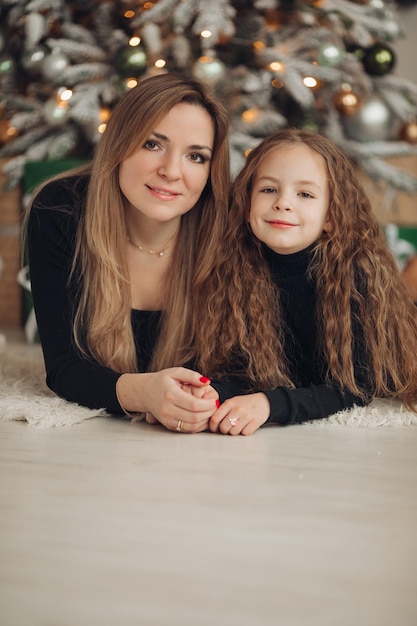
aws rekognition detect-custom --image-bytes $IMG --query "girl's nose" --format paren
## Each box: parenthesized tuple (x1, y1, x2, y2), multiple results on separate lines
(273, 193, 292, 211)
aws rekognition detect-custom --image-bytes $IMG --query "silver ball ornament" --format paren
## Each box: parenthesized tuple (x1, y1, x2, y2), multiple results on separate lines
(43, 98, 70, 125)
(22, 46, 46, 73)
(342, 95, 397, 142)
(42, 50, 70, 83)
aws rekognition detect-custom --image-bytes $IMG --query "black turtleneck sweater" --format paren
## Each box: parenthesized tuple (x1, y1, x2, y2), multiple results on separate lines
(212, 245, 370, 425)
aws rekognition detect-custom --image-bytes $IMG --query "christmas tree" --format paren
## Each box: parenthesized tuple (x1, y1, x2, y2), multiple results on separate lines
(0, 0, 417, 191)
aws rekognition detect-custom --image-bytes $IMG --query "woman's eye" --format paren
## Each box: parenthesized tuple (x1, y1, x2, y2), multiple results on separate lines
(189, 152, 208, 164)
(144, 140, 159, 150)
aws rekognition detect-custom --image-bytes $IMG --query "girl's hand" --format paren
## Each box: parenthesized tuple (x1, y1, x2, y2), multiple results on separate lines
(181, 383, 219, 401)
(118, 368, 218, 433)
(209, 393, 270, 436)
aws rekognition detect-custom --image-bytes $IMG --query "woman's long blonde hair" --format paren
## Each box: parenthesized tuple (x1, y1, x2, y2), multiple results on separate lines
(28, 74, 234, 375)
(209, 128, 417, 409)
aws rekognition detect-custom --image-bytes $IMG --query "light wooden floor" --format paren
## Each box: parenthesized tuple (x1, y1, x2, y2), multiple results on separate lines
(1, 332, 416, 626)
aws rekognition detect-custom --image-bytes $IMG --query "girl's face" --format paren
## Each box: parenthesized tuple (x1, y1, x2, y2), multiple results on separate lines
(249, 143, 331, 255)
(119, 102, 214, 227)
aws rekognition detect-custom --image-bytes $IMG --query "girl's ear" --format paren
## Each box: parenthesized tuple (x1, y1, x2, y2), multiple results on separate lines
(323, 219, 331, 233)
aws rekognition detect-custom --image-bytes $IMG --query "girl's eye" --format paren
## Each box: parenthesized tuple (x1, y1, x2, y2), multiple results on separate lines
(261, 187, 276, 194)
(188, 152, 209, 164)
(299, 191, 313, 198)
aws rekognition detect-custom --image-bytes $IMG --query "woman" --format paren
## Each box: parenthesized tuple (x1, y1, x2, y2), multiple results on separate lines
(27, 73, 234, 433)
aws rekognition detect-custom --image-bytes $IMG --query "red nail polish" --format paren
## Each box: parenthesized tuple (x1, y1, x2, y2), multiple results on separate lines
(216, 399, 220, 408)
(199, 376, 210, 383)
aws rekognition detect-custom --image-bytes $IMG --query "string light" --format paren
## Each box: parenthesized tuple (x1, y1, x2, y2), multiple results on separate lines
(242, 108, 260, 123)
(129, 36, 141, 47)
(154, 59, 166, 69)
(268, 61, 284, 73)
(303, 76, 318, 88)
(125, 78, 138, 89)
(57, 87, 72, 102)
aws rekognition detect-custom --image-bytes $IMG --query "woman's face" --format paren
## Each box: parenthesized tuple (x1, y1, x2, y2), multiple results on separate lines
(119, 102, 214, 227)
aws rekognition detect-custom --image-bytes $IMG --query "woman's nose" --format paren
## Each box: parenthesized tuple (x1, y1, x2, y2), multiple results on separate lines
(157, 155, 181, 180)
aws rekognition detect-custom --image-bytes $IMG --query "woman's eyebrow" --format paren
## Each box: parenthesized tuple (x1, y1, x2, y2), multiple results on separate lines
(151, 131, 212, 153)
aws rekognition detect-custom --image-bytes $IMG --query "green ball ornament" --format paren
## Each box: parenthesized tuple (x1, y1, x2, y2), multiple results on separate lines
(0, 55, 15, 76)
(318, 41, 344, 68)
(192, 56, 226, 86)
(362, 43, 396, 76)
(115, 46, 148, 78)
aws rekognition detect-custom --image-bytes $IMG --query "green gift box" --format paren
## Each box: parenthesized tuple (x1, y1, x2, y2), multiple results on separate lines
(384, 224, 417, 270)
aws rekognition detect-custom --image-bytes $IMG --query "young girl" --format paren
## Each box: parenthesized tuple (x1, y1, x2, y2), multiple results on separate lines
(206, 128, 417, 435)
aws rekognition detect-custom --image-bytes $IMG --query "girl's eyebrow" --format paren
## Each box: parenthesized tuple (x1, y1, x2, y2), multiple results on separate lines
(150, 131, 212, 153)
(257, 175, 320, 189)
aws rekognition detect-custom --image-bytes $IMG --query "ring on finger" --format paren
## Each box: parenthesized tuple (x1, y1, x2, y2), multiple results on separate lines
(228, 417, 239, 426)
(176, 419, 184, 432)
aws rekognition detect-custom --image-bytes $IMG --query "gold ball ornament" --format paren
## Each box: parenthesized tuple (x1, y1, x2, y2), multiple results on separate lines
(265, 9, 281, 27)
(399, 119, 417, 145)
(0, 119, 19, 145)
(333, 85, 362, 116)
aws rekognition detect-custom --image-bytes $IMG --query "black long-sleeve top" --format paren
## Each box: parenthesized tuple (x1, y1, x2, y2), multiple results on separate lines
(28, 176, 369, 423)
(28, 176, 161, 414)
(212, 245, 371, 425)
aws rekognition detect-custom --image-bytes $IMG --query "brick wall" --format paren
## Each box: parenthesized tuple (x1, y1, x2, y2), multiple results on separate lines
(0, 159, 22, 328)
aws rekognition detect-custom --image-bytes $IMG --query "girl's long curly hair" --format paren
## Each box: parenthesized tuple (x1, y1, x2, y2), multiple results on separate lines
(207, 128, 417, 410)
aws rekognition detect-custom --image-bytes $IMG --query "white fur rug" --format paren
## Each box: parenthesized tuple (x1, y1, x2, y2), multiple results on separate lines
(0, 336, 416, 428)
(0, 336, 108, 428)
